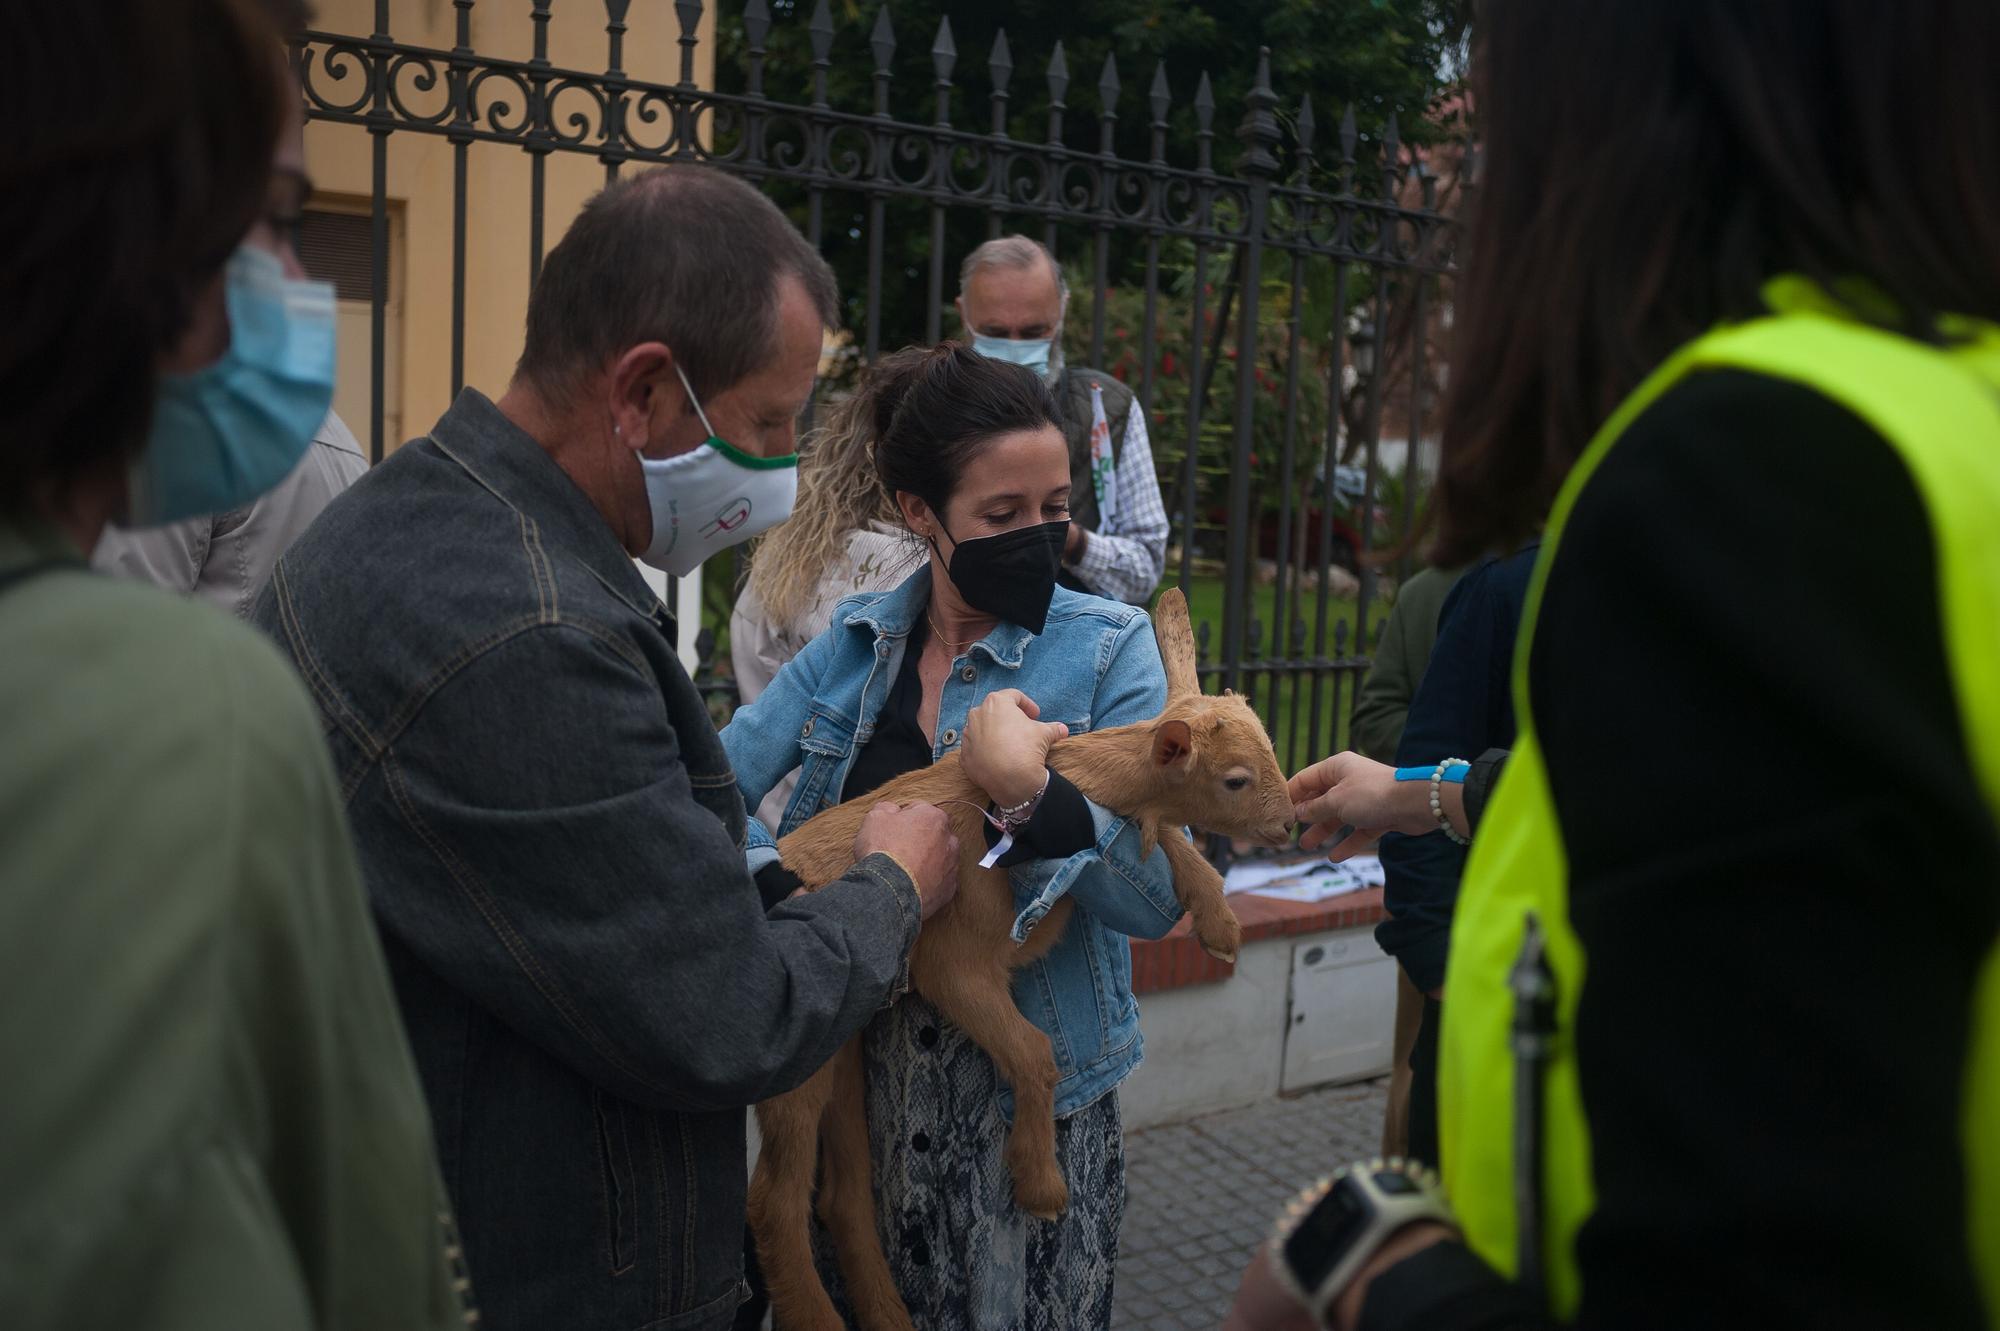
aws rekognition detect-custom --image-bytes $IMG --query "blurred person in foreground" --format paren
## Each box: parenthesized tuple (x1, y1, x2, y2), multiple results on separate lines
(252, 164, 960, 1331)
(0, 1, 465, 1327)
(1233, 2, 2000, 1327)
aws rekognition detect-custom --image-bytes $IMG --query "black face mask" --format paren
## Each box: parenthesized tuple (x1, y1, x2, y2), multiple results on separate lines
(933, 519, 1068, 634)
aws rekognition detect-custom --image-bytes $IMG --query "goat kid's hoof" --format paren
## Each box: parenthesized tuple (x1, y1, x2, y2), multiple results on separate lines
(1013, 1172, 1070, 1221)
(1196, 914, 1242, 964)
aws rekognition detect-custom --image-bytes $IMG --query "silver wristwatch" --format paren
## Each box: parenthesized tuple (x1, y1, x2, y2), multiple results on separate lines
(1268, 1157, 1450, 1325)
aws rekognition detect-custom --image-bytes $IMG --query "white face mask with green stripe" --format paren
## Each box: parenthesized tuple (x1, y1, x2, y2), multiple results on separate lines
(638, 362, 799, 577)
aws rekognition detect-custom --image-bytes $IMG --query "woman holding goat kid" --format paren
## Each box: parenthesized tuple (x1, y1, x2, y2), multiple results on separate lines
(721, 342, 1189, 1328)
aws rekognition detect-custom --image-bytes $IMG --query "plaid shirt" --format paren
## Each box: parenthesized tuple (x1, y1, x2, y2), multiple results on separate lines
(1067, 396, 1169, 604)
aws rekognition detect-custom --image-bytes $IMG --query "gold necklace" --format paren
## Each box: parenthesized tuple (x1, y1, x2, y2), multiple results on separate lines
(926, 610, 984, 654)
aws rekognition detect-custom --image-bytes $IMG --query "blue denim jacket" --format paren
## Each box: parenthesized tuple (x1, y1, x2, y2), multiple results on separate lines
(721, 565, 1184, 1116)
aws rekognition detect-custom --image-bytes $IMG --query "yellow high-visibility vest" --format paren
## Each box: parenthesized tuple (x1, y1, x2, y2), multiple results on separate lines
(1438, 277, 2000, 1322)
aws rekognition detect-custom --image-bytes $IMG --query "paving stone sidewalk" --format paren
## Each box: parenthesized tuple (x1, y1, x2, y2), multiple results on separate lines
(1112, 1078, 1390, 1330)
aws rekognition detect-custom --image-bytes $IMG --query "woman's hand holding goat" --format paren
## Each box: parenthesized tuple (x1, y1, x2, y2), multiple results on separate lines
(960, 688, 1069, 809)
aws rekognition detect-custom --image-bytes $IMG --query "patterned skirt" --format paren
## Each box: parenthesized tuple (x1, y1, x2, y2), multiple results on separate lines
(810, 994, 1125, 1331)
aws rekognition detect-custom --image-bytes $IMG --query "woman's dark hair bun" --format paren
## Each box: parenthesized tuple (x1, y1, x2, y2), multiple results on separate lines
(868, 343, 960, 445)
(863, 341, 1064, 518)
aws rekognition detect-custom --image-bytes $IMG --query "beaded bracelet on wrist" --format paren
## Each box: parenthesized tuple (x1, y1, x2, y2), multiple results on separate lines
(1430, 758, 1471, 846)
(994, 769, 1051, 830)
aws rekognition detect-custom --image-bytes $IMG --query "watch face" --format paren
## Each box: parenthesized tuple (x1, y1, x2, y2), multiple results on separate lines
(1284, 1183, 1371, 1289)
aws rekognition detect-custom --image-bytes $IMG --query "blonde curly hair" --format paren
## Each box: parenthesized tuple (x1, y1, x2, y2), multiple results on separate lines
(743, 389, 908, 628)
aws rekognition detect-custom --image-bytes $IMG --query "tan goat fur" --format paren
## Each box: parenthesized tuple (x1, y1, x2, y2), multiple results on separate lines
(748, 589, 1294, 1331)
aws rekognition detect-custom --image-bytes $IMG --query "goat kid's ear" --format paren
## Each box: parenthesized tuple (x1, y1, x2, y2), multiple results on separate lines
(1151, 589, 1201, 698)
(1151, 718, 1193, 770)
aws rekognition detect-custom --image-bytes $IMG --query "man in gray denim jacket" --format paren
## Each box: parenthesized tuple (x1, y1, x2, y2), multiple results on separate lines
(253, 166, 958, 1331)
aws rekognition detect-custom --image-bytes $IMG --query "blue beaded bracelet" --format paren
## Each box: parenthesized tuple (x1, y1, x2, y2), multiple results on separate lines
(1394, 762, 1469, 784)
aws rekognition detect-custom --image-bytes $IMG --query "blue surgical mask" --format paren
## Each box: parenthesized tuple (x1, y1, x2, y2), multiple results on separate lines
(972, 333, 1054, 378)
(128, 245, 337, 527)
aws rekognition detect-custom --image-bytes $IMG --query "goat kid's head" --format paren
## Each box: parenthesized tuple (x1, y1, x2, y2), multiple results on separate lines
(1144, 696, 1293, 847)
(1144, 589, 1293, 847)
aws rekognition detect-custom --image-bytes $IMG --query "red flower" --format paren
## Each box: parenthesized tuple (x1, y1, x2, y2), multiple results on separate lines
(1161, 350, 1178, 376)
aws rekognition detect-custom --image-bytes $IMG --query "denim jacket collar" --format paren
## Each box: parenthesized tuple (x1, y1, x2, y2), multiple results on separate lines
(428, 387, 667, 625)
(839, 562, 1036, 669)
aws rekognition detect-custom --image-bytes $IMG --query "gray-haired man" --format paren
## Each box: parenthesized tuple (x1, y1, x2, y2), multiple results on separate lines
(253, 165, 959, 1331)
(956, 235, 1169, 605)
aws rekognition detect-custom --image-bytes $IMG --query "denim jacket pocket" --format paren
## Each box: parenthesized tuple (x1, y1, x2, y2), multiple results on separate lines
(786, 708, 857, 823)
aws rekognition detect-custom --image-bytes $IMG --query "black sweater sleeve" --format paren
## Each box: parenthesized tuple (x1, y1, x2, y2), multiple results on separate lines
(985, 770, 1095, 866)
(1361, 369, 1999, 1330)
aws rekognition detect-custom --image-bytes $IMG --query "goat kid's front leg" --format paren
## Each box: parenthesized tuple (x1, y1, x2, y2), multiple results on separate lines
(1158, 831, 1242, 963)
(814, 1039, 915, 1331)
(921, 962, 1068, 1221)
(750, 1060, 845, 1331)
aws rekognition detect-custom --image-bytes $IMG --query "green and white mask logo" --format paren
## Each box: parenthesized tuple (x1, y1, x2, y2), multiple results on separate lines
(638, 362, 799, 576)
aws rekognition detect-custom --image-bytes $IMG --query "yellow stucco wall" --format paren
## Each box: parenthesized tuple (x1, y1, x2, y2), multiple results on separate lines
(303, 0, 716, 455)
(301, 0, 716, 661)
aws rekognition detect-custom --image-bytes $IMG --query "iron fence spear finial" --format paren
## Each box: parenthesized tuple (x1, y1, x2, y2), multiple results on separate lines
(1194, 70, 1215, 171)
(1236, 45, 1281, 177)
(743, 0, 770, 98)
(674, 0, 702, 89)
(989, 28, 1012, 136)
(932, 16, 956, 84)
(808, 0, 832, 107)
(871, 5, 896, 116)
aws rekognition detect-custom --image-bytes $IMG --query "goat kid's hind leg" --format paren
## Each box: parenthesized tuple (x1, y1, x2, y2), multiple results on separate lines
(1159, 831, 1242, 963)
(923, 965, 1068, 1221)
(749, 1062, 844, 1331)
(814, 1039, 914, 1331)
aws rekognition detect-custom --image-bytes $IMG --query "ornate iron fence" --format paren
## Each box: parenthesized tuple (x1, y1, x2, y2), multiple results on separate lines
(296, 0, 1455, 773)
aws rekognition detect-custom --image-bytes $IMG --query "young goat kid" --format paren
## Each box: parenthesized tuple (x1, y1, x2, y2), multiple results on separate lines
(749, 589, 1293, 1331)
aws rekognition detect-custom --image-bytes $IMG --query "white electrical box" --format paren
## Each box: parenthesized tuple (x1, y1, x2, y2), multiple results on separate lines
(1280, 929, 1398, 1093)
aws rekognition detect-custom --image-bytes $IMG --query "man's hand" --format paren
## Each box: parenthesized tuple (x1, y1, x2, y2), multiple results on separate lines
(854, 800, 960, 920)
(960, 688, 1069, 809)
